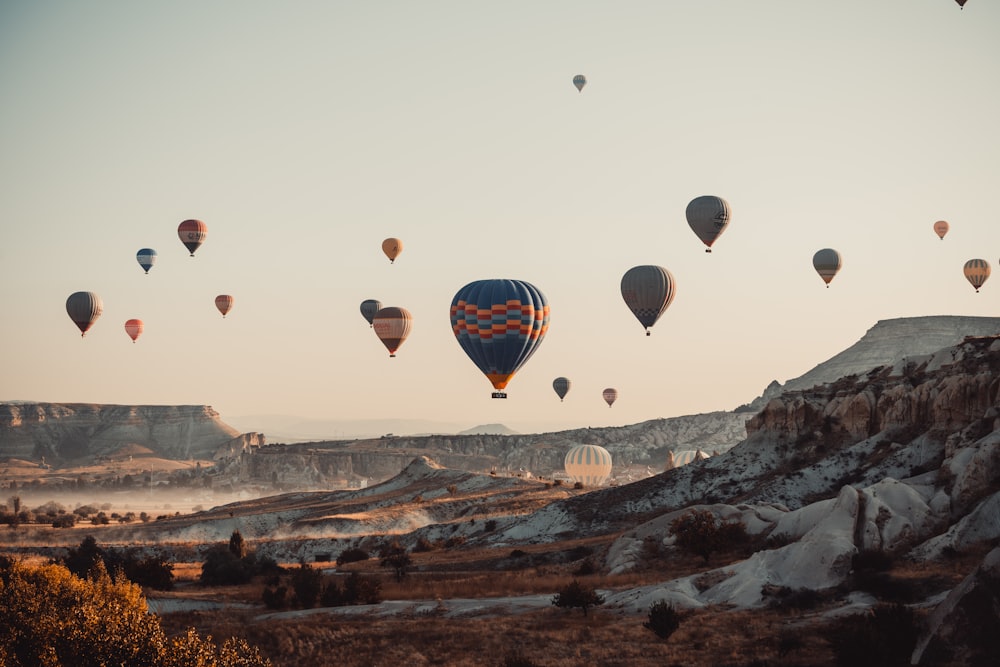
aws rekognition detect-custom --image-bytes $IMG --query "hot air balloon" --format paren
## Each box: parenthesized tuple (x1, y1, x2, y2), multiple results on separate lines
(686, 195, 731, 252)
(178, 219, 207, 257)
(933, 220, 949, 240)
(372, 306, 412, 357)
(215, 294, 234, 318)
(956, 0, 967, 8)
(813, 248, 842, 287)
(382, 238, 403, 264)
(66, 292, 103, 337)
(621, 265, 676, 335)
(136, 248, 157, 274)
(450, 279, 550, 398)
(964, 259, 990, 293)
(360, 299, 382, 327)
(564, 444, 612, 486)
(124, 319, 144, 343)
(553, 377, 571, 402)
(602, 388, 618, 407)
(572, 74, 587, 92)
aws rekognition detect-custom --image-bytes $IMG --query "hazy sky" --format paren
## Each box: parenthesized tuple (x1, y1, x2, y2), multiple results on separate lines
(2, 1, 998, 434)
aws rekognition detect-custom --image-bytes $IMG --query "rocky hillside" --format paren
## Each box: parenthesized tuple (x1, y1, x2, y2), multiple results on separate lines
(0, 403, 259, 463)
(747, 315, 1000, 408)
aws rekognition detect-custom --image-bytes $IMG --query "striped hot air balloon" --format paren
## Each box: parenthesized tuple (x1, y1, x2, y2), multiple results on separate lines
(177, 219, 207, 256)
(372, 306, 413, 357)
(450, 279, 549, 398)
(136, 248, 157, 274)
(66, 292, 103, 337)
(686, 195, 732, 252)
(124, 319, 144, 343)
(564, 444, 612, 487)
(621, 265, 676, 335)
(964, 259, 990, 293)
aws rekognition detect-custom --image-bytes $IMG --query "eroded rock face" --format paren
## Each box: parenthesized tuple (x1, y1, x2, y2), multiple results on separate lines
(0, 403, 244, 462)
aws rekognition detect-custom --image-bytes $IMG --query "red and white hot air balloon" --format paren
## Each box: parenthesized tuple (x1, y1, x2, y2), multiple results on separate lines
(215, 295, 234, 318)
(124, 319, 144, 343)
(178, 219, 208, 256)
(372, 307, 412, 357)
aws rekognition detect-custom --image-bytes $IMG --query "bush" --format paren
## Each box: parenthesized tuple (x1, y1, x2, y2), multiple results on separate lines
(644, 600, 682, 639)
(52, 514, 76, 528)
(573, 559, 596, 576)
(200, 544, 256, 586)
(670, 509, 749, 563)
(551, 579, 604, 616)
(336, 547, 370, 566)
(0, 558, 270, 666)
(413, 536, 437, 552)
(290, 562, 323, 608)
(380, 542, 412, 582)
(342, 572, 382, 605)
(262, 585, 288, 609)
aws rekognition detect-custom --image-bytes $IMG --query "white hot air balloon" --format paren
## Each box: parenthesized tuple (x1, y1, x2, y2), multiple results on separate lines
(564, 444, 612, 487)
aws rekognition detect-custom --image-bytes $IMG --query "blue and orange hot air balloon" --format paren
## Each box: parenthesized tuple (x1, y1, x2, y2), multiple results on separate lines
(178, 219, 207, 257)
(450, 279, 549, 398)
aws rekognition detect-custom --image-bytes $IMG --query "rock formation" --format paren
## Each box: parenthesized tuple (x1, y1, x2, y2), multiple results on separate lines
(0, 403, 252, 463)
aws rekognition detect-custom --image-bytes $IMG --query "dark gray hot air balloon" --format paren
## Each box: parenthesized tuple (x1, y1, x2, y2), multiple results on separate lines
(553, 377, 571, 401)
(360, 299, 382, 327)
(686, 195, 731, 253)
(621, 265, 676, 335)
(812, 248, 842, 287)
(572, 74, 587, 92)
(66, 291, 103, 337)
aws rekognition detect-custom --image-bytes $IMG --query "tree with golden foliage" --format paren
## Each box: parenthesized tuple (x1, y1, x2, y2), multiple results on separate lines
(0, 557, 270, 667)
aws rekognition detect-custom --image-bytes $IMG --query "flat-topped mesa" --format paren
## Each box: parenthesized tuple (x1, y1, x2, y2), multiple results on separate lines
(0, 403, 247, 463)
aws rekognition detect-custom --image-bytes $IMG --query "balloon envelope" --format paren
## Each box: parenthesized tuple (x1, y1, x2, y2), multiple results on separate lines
(572, 74, 586, 92)
(382, 238, 402, 263)
(686, 195, 731, 252)
(963, 259, 990, 292)
(124, 319, 144, 343)
(360, 299, 382, 326)
(66, 291, 103, 337)
(564, 444, 612, 486)
(215, 294, 234, 318)
(450, 279, 550, 398)
(553, 377, 571, 401)
(933, 220, 949, 240)
(372, 306, 413, 357)
(136, 248, 157, 274)
(812, 248, 842, 286)
(178, 219, 207, 256)
(603, 388, 618, 407)
(621, 265, 676, 335)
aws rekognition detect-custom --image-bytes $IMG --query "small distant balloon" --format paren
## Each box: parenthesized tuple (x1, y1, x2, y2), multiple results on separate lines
(124, 319, 144, 343)
(602, 388, 618, 407)
(360, 299, 382, 327)
(553, 377, 571, 402)
(933, 220, 949, 240)
(572, 74, 587, 92)
(812, 248, 842, 287)
(621, 265, 676, 335)
(686, 195, 732, 252)
(955, 0, 967, 8)
(178, 219, 207, 257)
(66, 291, 103, 337)
(963, 259, 990, 293)
(372, 306, 413, 357)
(382, 238, 403, 264)
(136, 248, 157, 274)
(215, 294, 234, 318)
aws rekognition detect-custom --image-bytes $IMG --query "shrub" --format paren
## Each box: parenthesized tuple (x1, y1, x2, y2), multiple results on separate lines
(261, 585, 288, 609)
(413, 536, 437, 553)
(380, 542, 412, 582)
(200, 544, 256, 586)
(670, 509, 749, 563)
(290, 561, 323, 608)
(52, 514, 76, 528)
(573, 559, 596, 576)
(484, 519, 497, 532)
(342, 572, 381, 605)
(320, 579, 342, 607)
(0, 558, 271, 666)
(551, 579, 604, 616)
(643, 600, 682, 640)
